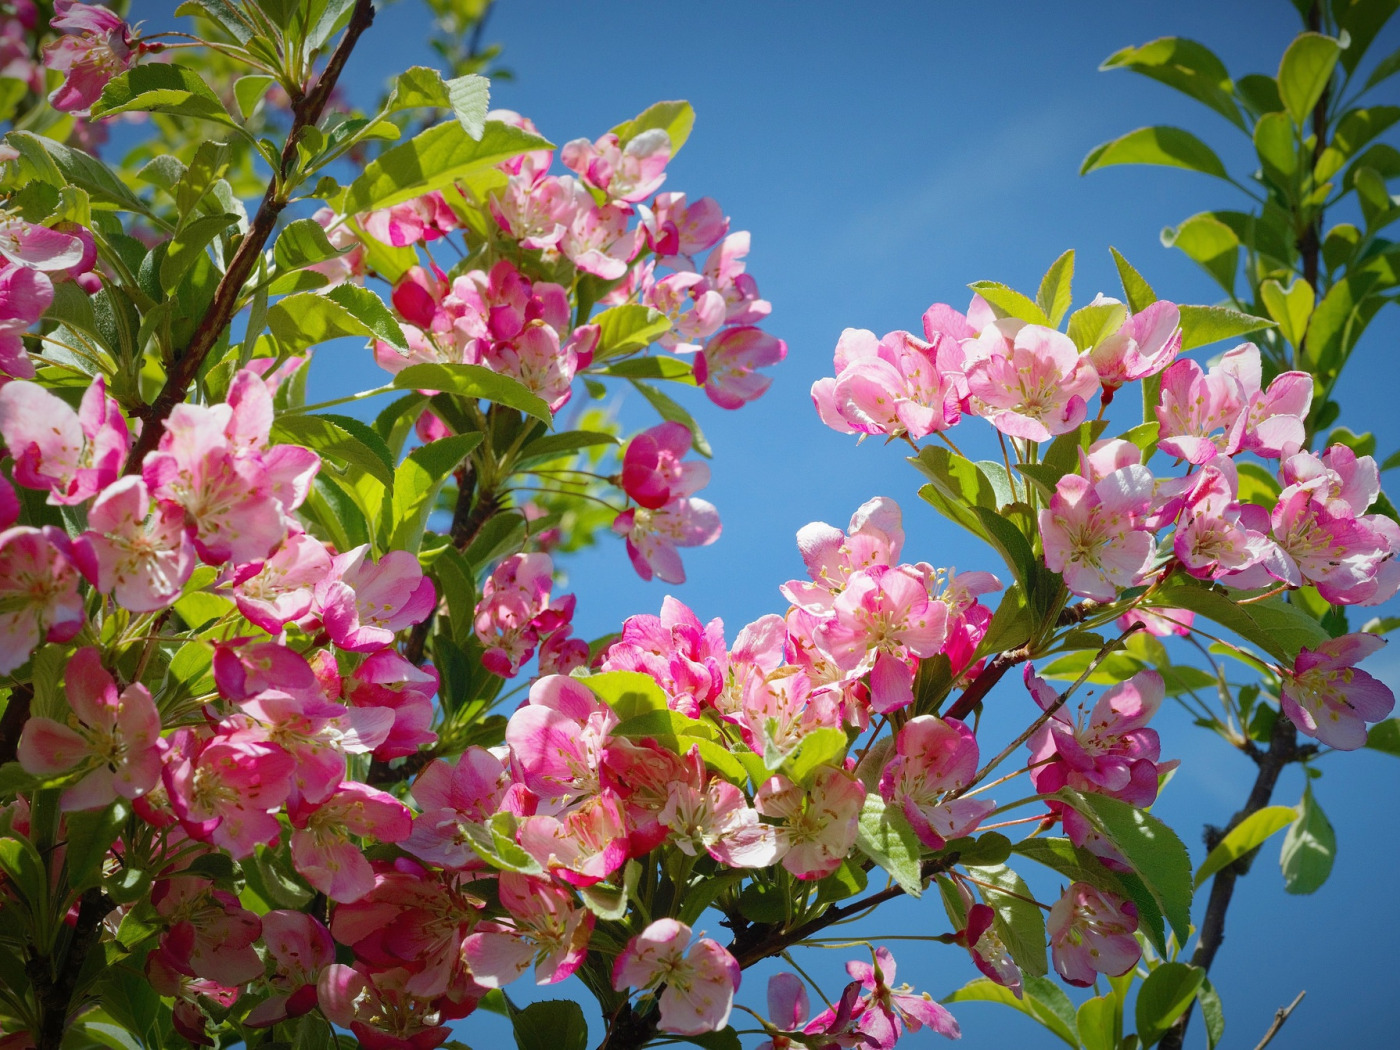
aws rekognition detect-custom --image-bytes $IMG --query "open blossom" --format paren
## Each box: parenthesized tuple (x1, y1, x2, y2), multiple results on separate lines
(960, 903, 1023, 997)
(462, 872, 594, 987)
(756, 768, 865, 880)
(1086, 298, 1182, 392)
(474, 552, 556, 676)
(404, 748, 516, 868)
(879, 716, 993, 850)
(0, 526, 84, 674)
(0, 214, 89, 271)
(72, 476, 195, 613)
(647, 192, 728, 258)
(231, 530, 333, 631)
(288, 781, 412, 903)
(812, 327, 966, 439)
(614, 495, 721, 585)
(695, 325, 786, 409)
(660, 774, 785, 867)
(343, 648, 440, 760)
(1280, 633, 1395, 750)
(519, 790, 630, 886)
(362, 191, 458, 247)
(43, 0, 139, 114)
(701, 231, 770, 324)
(1048, 882, 1141, 986)
(0, 265, 54, 379)
(163, 726, 296, 858)
(781, 496, 905, 613)
(602, 596, 727, 716)
(1172, 463, 1276, 581)
(1039, 465, 1156, 601)
(1219, 343, 1311, 458)
(0, 377, 129, 505)
(644, 271, 727, 353)
(17, 647, 162, 810)
(1155, 354, 1246, 464)
(846, 947, 961, 1046)
(316, 546, 435, 651)
(244, 911, 336, 1028)
(560, 186, 641, 279)
(966, 324, 1099, 440)
(562, 129, 671, 202)
(612, 919, 740, 1035)
(506, 674, 616, 804)
(152, 876, 266, 987)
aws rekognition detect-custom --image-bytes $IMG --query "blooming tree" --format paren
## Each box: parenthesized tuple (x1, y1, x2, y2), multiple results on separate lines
(0, 3, 1397, 1050)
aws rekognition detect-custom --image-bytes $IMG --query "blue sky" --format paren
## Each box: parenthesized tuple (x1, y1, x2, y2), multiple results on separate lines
(136, 0, 1400, 1045)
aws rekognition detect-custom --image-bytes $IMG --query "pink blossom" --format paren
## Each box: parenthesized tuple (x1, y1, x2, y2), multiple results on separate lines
(846, 947, 960, 1046)
(1117, 607, 1194, 637)
(1172, 463, 1276, 581)
(562, 129, 671, 203)
(42, 0, 137, 114)
(212, 640, 320, 702)
(621, 421, 707, 510)
(1218, 343, 1311, 458)
(695, 325, 786, 409)
(71, 476, 194, 613)
(879, 716, 993, 850)
(613, 495, 721, 585)
(318, 962, 465, 1050)
(966, 325, 1099, 440)
(152, 876, 265, 986)
(1282, 445, 1381, 515)
(0, 377, 128, 505)
(701, 232, 770, 324)
(0, 526, 84, 674)
(462, 872, 594, 987)
(488, 109, 554, 182)
(317, 546, 435, 651)
(612, 919, 740, 1035)
(403, 748, 516, 868)
(238, 688, 392, 804)
(813, 327, 966, 439)
(648, 192, 728, 257)
(518, 790, 630, 886)
(601, 596, 727, 716)
(781, 497, 905, 614)
(162, 726, 295, 858)
(343, 649, 440, 760)
(0, 215, 89, 271)
(362, 192, 458, 247)
(738, 669, 845, 763)
(660, 773, 785, 867)
(506, 674, 617, 803)
(1039, 466, 1157, 601)
(307, 208, 365, 287)
(756, 768, 865, 880)
(1280, 633, 1395, 750)
(289, 781, 412, 902)
(644, 271, 727, 353)
(489, 173, 578, 251)
(1155, 355, 1247, 463)
(481, 321, 577, 411)
(1087, 299, 1182, 392)
(560, 183, 641, 279)
(756, 973, 811, 1050)
(244, 911, 335, 1028)
(16, 646, 161, 810)
(1255, 483, 1395, 603)
(231, 530, 333, 632)
(960, 903, 1023, 997)
(0, 265, 53, 379)
(474, 552, 555, 676)
(1047, 882, 1141, 986)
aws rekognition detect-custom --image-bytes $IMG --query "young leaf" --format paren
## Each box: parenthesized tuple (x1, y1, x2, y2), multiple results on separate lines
(967, 281, 1049, 325)
(1176, 304, 1273, 350)
(855, 793, 923, 896)
(610, 100, 696, 153)
(631, 379, 712, 456)
(393, 363, 552, 424)
(1364, 717, 1400, 755)
(1081, 126, 1229, 180)
(1036, 249, 1075, 327)
(446, 74, 490, 139)
(944, 978, 1079, 1048)
(1101, 36, 1245, 130)
(1075, 996, 1117, 1050)
(1280, 783, 1336, 894)
(63, 801, 130, 892)
(1193, 805, 1296, 888)
(272, 217, 350, 272)
(1160, 214, 1239, 294)
(964, 863, 1049, 978)
(1197, 978, 1226, 1050)
(1277, 32, 1341, 126)
(1109, 246, 1159, 312)
(271, 413, 396, 488)
(1135, 962, 1205, 1047)
(389, 432, 482, 551)
(591, 304, 672, 358)
(92, 65, 234, 124)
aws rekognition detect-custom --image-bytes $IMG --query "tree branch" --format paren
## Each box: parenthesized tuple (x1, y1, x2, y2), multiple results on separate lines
(27, 888, 115, 1050)
(1253, 990, 1306, 1050)
(123, 0, 377, 472)
(0, 682, 34, 766)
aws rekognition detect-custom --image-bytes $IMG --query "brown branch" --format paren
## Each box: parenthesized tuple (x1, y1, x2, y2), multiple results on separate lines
(27, 888, 115, 1050)
(0, 683, 34, 767)
(123, 0, 377, 473)
(945, 647, 1027, 720)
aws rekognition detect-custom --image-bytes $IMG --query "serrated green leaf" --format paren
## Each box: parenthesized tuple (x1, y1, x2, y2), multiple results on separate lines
(965, 863, 1048, 978)
(1036, 249, 1074, 327)
(1161, 214, 1239, 294)
(393, 363, 552, 423)
(92, 64, 233, 123)
(271, 413, 395, 487)
(1176, 304, 1273, 350)
(944, 977, 1079, 1048)
(1148, 582, 1326, 662)
(1110, 247, 1158, 312)
(855, 793, 922, 896)
(273, 216, 350, 272)
(446, 74, 490, 138)
(1081, 126, 1229, 180)
(518, 430, 618, 464)
(784, 727, 849, 786)
(232, 74, 276, 119)
(1194, 805, 1296, 888)
(1067, 301, 1127, 352)
(1278, 32, 1341, 126)
(1136, 962, 1205, 1047)
(592, 303, 672, 358)
(968, 280, 1049, 325)
(161, 212, 237, 293)
(1197, 978, 1226, 1050)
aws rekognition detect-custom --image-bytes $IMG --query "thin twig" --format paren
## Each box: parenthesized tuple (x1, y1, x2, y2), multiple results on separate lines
(1253, 991, 1306, 1050)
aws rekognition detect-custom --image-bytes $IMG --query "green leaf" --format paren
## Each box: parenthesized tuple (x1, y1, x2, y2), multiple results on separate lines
(518, 430, 618, 464)
(1055, 789, 1193, 947)
(343, 119, 553, 214)
(600, 356, 695, 382)
(63, 801, 129, 891)
(463, 812, 543, 875)
(6, 131, 147, 214)
(1102, 36, 1245, 129)
(393, 363, 552, 424)
(233, 74, 276, 119)
(92, 64, 234, 123)
(1148, 582, 1327, 662)
(912, 446, 998, 540)
(1254, 111, 1300, 193)
(161, 212, 238, 293)
(1259, 277, 1315, 349)
(1081, 126, 1229, 180)
(1364, 717, 1400, 755)
(1278, 32, 1342, 126)
(446, 74, 490, 139)
(1067, 301, 1127, 352)
(611, 100, 695, 153)
(267, 285, 406, 353)
(510, 1000, 587, 1050)
(1036, 249, 1074, 327)
(273, 216, 350, 272)
(944, 977, 1079, 1048)
(965, 863, 1048, 978)
(1235, 72, 1284, 117)
(1303, 272, 1381, 376)
(967, 281, 1049, 325)
(1160, 214, 1239, 294)
(0, 833, 46, 908)
(1176, 305, 1273, 350)
(390, 433, 483, 551)
(1075, 996, 1118, 1050)
(1110, 247, 1158, 312)
(1363, 42, 1400, 91)
(1194, 805, 1297, 888)
(272, 413, 395, 487)
(1136, 962, 1206, 1047)
(631, 379, 712, 456)
(784, 727, 849, 786)
(1280, 783, 1335, 894)
(1335, 0, 1400, 74)
(173, 0, 256, 42)
(584, 670, 670, 721)
(1197, 978, 1226, 1050)
(855, 793, 923, 896)
(591, 304, 672, 357)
